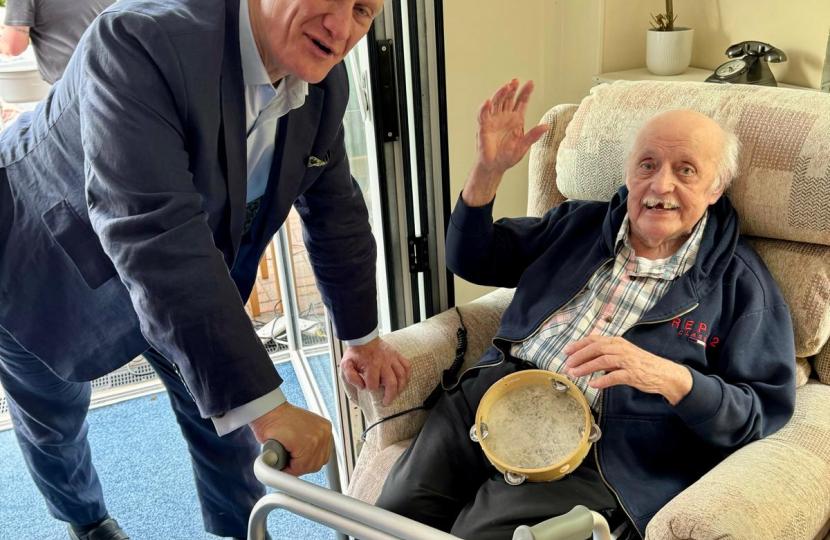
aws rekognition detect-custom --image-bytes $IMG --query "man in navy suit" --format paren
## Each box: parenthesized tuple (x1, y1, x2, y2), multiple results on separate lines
(0, 0, 408, 538)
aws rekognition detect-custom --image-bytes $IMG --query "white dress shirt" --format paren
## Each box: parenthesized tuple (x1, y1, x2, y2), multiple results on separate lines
(212, 0, 376, 435)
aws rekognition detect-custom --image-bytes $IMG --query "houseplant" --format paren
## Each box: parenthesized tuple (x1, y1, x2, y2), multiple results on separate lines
(646, 0, 694, 76)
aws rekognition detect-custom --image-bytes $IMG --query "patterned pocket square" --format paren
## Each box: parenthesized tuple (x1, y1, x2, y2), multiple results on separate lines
(307, 152, 330, 168)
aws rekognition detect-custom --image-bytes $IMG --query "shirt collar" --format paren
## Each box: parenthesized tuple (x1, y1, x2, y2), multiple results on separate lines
(615, 209, 709, 280)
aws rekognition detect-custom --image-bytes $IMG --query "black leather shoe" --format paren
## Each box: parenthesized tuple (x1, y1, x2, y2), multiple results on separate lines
(67, 518, 130, 540)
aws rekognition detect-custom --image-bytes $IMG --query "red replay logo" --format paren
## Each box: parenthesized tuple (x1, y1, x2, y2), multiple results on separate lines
(671, 317, 720, 348)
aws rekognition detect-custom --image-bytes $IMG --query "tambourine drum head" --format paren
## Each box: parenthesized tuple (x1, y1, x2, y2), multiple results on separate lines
(474, 370, 597, 483)
(485, 384, 584, 469)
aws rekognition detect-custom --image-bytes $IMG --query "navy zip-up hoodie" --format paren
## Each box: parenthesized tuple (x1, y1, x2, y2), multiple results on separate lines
(446, 186, 796, 536)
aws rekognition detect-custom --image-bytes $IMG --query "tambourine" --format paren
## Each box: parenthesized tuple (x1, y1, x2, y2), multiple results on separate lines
(469, 369, 601, 485)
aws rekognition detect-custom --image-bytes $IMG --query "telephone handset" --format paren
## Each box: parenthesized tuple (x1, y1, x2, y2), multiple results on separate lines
(705, 41, 787, 87)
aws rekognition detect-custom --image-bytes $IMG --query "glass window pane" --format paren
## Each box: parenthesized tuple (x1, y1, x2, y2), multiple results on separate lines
(242, 46, 391, 432)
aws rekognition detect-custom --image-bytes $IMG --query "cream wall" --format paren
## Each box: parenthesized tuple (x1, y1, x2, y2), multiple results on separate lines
(546, 0, 604, 106)
(443, 0, 552, 305)
(602, 0, 830, 89)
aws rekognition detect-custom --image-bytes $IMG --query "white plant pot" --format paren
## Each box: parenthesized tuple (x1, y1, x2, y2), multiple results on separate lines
(646, 27, 694, 76)
(0, 57, 51, 103)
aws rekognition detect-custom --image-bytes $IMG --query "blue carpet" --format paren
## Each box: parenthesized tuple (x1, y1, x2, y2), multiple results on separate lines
(0, 363, 335, 540)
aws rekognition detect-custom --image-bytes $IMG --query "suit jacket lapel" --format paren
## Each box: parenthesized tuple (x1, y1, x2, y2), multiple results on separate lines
(257, 84, 326, 235)
(219, 0, 246, 262)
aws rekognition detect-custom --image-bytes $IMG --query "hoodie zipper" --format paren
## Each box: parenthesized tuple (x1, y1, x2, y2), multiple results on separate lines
(446, 259, 614, 390)
(593, 302, 700, 539)
(625, 304, 699, 333)
(592, 392, 641, 537)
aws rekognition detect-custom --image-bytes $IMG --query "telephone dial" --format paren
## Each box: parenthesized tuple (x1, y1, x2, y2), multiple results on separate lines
(705, 41, 787, 87)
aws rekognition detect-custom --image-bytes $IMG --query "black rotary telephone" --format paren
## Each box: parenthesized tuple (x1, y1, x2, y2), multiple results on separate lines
(705, 41, 787, 87)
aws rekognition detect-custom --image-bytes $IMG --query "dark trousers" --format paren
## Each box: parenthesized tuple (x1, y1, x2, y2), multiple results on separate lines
(0, 327, 262, 538)
(376, 361, 628, 540)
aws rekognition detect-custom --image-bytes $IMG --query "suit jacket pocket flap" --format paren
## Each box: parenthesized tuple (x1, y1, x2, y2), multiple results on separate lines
(42, 199, 116, 289)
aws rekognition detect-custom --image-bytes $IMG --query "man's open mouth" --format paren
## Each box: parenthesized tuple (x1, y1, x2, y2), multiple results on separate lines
(643, 199, 679, 211)
(311, 38, 332, 55)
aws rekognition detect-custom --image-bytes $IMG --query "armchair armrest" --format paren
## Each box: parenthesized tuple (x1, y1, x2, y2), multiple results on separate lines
(341, 289, 514, 452)
(646, 381, 830, 540)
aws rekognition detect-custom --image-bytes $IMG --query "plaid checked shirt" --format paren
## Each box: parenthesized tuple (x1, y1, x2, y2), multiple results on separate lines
(510, 210, 709, 410)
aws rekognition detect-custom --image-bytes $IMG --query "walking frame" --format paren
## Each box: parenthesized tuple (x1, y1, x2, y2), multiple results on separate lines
(247, 440, 620, 540)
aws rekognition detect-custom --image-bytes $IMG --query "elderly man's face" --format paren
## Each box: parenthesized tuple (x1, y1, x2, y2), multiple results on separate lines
(624, 110, 725, 257)
(257, 0, 384, 83)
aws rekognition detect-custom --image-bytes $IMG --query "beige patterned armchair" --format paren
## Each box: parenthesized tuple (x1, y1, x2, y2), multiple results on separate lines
(343, 81, 830, 540)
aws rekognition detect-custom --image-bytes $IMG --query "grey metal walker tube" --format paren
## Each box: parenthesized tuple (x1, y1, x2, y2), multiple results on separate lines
(247, 440, 614, 540)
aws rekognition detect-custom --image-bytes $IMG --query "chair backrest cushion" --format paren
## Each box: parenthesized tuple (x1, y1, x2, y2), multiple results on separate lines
(527, 104, 577, 218)
(814, 343, 830, 384)
(746, 238, 830, 359)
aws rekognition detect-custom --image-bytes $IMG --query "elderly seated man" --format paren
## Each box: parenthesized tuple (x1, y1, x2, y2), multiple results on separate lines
(375, 80, 797, 540)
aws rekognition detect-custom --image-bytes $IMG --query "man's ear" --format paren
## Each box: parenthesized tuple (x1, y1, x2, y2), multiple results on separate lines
(707, 180, 724, 205)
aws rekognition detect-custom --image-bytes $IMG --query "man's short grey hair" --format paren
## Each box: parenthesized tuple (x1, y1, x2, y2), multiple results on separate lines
(623, 111, 741, 192)
(716, 130, 741, 192)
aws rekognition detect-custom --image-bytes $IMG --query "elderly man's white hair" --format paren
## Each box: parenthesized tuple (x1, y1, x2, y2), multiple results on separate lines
(622, 110, 741, 192)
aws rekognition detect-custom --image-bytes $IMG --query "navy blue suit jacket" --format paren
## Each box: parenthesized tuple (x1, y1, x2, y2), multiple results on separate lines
(0, 0, 377, 417)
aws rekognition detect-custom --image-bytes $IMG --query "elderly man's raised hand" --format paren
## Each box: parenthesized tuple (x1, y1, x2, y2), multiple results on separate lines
(462, 79, 550, 207)
(341, 337, 411, 406)
(563, 335, 694, 405)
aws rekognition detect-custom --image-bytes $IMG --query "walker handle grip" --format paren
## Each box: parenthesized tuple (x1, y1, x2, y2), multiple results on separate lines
(512, 505, 595, 540)
(262, 439, 290, 471)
